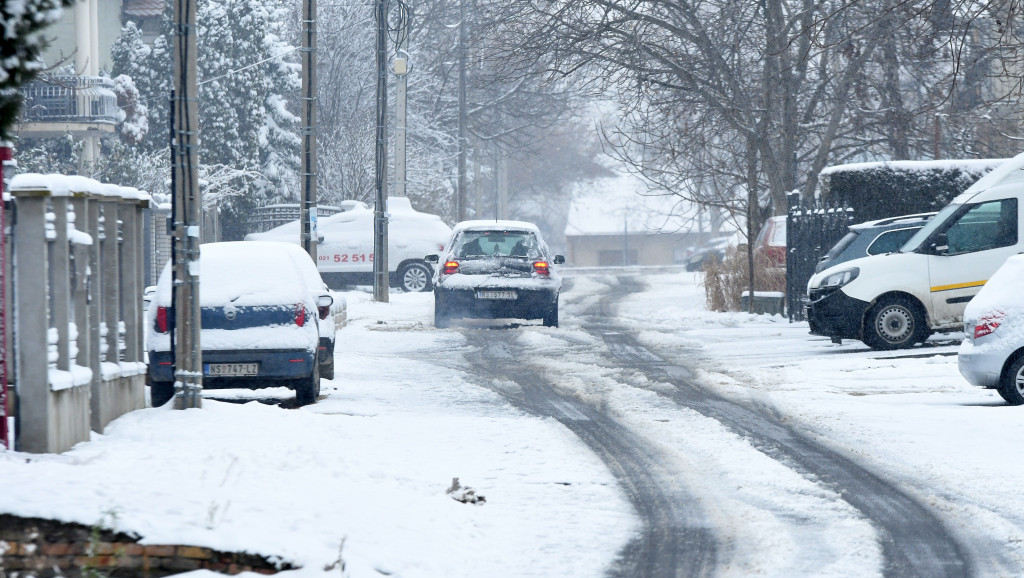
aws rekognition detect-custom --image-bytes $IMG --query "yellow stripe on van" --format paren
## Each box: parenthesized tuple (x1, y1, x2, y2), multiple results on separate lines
(930, 280, 987, 293)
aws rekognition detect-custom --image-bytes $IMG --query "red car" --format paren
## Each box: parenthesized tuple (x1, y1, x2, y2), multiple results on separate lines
(754, 215, 787, 267)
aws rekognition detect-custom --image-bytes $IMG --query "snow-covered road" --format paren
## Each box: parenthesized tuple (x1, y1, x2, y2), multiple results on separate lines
(2, 267, 1023, 577)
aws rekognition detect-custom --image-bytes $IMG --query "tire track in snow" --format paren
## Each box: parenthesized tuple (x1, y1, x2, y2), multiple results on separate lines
(470, 335, 719, 578)
(584, 275, 971, 578)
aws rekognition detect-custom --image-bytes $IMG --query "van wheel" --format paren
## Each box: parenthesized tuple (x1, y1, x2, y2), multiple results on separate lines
(863, 296, 924, 350)
(399, 262, 433, 292)
(997, 356, 1024, 405)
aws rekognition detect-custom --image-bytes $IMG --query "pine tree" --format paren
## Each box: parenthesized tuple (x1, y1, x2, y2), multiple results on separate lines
(0, 0, 74, 139)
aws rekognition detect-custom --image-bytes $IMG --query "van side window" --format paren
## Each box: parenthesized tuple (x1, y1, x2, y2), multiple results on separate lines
(866, 228, 920, 256)
(943, 198, 1018, 254)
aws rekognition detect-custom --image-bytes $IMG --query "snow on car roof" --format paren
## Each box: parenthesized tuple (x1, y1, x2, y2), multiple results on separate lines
(453, 220, 542, 234)
(965, 253, 1024, 321)
(850, 212, 936, 231)
(155, 241, 314, 307)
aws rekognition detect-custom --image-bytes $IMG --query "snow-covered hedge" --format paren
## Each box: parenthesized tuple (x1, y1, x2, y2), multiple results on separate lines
(820, 159, 1006, 221)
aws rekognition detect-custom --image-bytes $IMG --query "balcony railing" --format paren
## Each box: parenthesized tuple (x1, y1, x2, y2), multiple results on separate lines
(19, 76, 120, 125)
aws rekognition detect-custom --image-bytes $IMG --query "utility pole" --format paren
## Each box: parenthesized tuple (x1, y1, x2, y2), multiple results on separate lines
(171, 0, 202, 409)
(394, 3, 410, 201)
(0, 142, 11, 447)
(299, 0, 318, 260)
(372, 0, 390, 302)
(456, 0, 467, 221)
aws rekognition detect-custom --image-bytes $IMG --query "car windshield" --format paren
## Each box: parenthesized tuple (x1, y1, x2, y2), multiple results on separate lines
(455, 230, 540, 259)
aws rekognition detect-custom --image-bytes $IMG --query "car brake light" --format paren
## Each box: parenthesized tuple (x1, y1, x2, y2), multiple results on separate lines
(156, 306, 169, 333)
(533, 261, 550, 276)
(318, 305, 330, 320)
(295, 304, 307, 327)
(974, 312, 1005, 339)
(443, 261, 459, 275)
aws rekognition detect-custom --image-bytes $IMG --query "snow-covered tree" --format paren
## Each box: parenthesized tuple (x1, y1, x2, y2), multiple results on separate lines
(108, 0, 301, 239)
(0, 0, 73, 138)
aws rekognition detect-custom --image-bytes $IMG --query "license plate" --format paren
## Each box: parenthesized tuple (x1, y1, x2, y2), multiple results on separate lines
(204, 363, 259, 377)
(477, 290, 517, 300)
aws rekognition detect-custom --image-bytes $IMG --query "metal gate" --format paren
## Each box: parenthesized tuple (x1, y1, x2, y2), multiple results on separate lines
(786, 195, 855, 322)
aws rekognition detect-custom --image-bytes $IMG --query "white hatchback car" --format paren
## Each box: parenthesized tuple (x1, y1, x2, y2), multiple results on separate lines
(958, 253, 1024, 404)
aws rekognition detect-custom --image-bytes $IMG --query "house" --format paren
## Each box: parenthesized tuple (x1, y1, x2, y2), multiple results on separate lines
(15, 0, 162, 166)
(563, 173, 713, 267)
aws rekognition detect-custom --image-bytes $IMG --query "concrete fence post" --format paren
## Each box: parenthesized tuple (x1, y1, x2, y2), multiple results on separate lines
(8, 175, 151, 452)
(12, 194, 49, 453)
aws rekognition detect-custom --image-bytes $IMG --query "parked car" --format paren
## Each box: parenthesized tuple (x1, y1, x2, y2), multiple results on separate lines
(958, 254, 1024, 404)
(426, 220, 565, 328)
(685, 236, 733, 271)
(753, 215, 787, 267)
(807, 153, 1022, 350)
(147, 241, 336, 407)
(814, 212, 936, 273)
(245, 197, 451, 292)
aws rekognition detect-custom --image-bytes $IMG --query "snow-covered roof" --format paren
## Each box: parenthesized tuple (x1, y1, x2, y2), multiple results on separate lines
(8, 173, 151, 203)
(564, 172, 698, 236)
(453, 220, 541, 234)
(820, 158, 1007, 176)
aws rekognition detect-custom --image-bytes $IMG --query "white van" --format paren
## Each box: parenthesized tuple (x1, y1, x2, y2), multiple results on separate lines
(246, 197, 452, 292)
(806, 153, 1023, 350)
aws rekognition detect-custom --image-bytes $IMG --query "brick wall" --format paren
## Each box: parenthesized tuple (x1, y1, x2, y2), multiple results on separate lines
(0, 514, 293, 577)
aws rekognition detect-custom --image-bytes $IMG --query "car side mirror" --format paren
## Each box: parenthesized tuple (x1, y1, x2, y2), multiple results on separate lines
(424, 254, 439, 264)
(553, 255, 565, 265)
(931, 233, 949, 254)
(316, 294, 334, 320)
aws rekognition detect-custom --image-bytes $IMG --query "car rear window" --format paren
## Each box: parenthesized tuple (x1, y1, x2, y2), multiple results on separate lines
(455, 230, 540, 259)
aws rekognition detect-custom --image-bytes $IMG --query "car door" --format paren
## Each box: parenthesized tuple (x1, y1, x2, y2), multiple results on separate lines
(927, 198, 1020, 327)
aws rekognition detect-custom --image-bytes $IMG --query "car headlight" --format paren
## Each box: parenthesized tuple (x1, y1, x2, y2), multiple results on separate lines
(818, 267, 859, 289)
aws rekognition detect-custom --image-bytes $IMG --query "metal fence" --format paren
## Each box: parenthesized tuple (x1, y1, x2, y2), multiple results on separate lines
(249, 204, 345, 234)
(19, 76, 120, 125)
(786, 194, 855, 321)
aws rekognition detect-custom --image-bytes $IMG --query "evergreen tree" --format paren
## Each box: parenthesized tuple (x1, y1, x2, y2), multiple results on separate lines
(0, 0, 74, 138)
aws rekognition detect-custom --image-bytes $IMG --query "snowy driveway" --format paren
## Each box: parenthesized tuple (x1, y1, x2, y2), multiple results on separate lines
(2, 267, 1024, 577)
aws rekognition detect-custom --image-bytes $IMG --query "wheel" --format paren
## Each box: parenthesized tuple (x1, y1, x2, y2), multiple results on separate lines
(542, 298, 559, 328)
(399, 262, 433, 292)
(295, 362, 320, 406)
(320, 356, 334, 380)
(997, 356, 1024, 405)
(150, 381, 174, 407)
(434, 293, 450, 328)
(863, 296, 925, 350)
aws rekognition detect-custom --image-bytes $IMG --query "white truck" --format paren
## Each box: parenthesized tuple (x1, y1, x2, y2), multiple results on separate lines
(246, 197, 452, 292)
(807, 153, 1024, 350)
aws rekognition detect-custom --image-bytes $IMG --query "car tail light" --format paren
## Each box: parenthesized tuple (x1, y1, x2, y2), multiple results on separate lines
(974, 312, 1005, 339)
(295, 304, 307, 327)
(443, 260, 459, 275)
(318, 305, 330, 320)
(156, 306, 169, 333)
(533, 261, 550, 276)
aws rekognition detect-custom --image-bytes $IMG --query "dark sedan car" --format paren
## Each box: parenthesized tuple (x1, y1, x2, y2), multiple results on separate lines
(427, 220, 565, 328)
(814, 212, 936, 273)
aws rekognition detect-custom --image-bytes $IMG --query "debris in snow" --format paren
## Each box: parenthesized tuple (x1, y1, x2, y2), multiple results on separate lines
(446, 477, 486, 505)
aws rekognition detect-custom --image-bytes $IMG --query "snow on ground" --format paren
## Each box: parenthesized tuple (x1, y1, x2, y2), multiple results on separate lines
(0, 289, 635, 578)
(609, 269, 1024, 574)
(3, 268, 1024, 576)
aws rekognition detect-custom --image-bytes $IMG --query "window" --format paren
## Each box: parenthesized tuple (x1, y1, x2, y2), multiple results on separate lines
(866, 228, 921, 256)
(455, 231, 539, 259)
(942, 198, 1017, 254)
